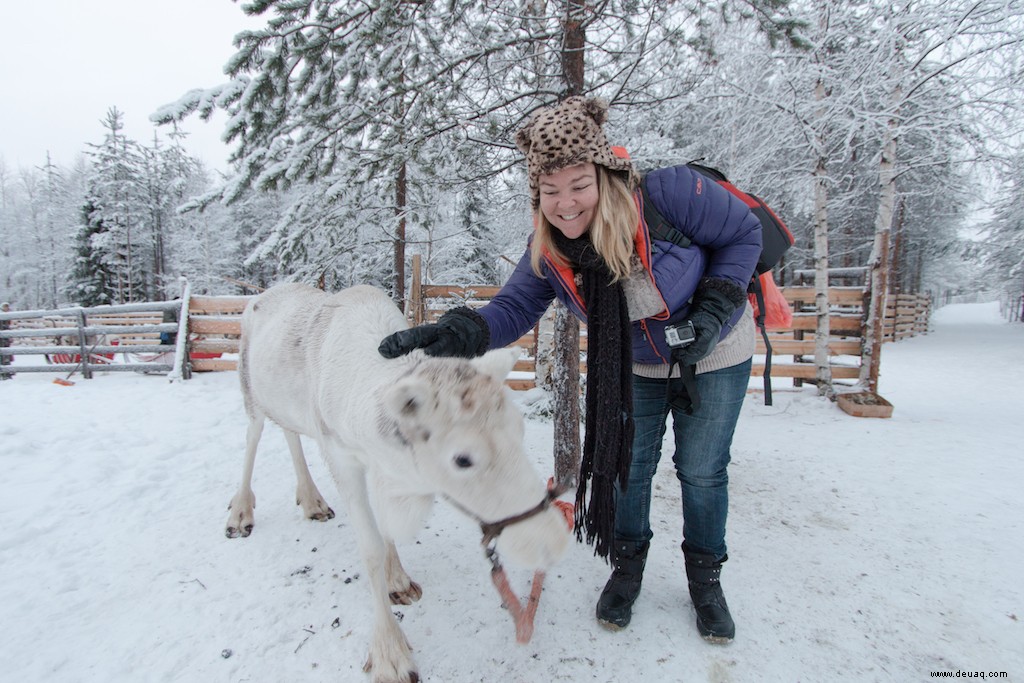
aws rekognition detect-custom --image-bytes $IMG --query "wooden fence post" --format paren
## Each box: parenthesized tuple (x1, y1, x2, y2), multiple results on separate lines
(411, 255, 423, 325)
(169, 278, 192, 382)
(75, 310, 93, 380)
(0, 302, 10, 380)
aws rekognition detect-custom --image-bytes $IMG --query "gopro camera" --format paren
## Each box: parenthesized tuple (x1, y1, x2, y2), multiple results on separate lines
(665, 320, 696, 348)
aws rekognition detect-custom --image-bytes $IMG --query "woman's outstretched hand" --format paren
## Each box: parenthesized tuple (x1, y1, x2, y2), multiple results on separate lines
(378, 307, 490, 359)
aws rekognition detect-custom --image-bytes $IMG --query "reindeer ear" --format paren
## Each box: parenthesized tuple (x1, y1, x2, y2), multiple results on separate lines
(383, 378, 434, 422)
(470, 348, 520, 384)
(381, 378, 436, 444)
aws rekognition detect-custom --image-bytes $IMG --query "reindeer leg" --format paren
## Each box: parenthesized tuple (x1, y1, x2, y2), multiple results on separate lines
(384, 540, 422, 606)
(325, 451, 418, 683)
(283, 430, 335, 522)
(370, 486, 429, 605)
(226, 413, 263, 538)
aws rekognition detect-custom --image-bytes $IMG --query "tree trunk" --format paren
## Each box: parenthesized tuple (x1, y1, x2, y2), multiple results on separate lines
(889, 198, 905, 293)
(153, 211, 166, 301)
(562, 0, 585, 95)
(551, 0, 587, 488)
(812, 78, 833, 397)
(394, 161, 407, 302)
(552, 302, 581, 487)
(859, 103, 899, 393)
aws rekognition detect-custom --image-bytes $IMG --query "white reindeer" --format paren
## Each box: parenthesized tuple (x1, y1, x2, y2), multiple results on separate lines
(227, 283, 569, 683)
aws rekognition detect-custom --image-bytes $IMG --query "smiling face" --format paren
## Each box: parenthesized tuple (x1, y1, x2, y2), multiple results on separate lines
(538, 163, 600, 240)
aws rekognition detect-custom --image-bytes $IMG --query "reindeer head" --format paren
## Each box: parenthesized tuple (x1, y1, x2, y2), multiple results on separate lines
(380, 349, 569, 569)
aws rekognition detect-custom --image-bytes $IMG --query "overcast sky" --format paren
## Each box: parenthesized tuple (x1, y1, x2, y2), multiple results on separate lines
(0, 0, 263, 173)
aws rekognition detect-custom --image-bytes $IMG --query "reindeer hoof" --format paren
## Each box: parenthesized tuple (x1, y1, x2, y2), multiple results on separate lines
(310, 507, 335, 521)
(225, 524, 253, 538)
(298, 497, 335, 522)
(362, 655, 419, 682)
(389, 580, 423, 605)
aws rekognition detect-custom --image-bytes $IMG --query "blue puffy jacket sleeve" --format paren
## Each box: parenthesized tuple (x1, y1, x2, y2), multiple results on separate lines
(644, 166, 762, 289)
(476, 247, 557, 349)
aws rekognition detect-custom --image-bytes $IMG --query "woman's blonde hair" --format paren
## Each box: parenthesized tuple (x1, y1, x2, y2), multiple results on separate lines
(530, 166, 639, 281)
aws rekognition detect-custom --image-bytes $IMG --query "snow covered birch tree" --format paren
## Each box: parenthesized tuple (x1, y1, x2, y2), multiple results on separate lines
(156, 0, 547, 295)
(856, 0, 1024, 390)
(981, 153, 1024, 298)
(686, 0, 876, 397)
(34, 155, 77, 308)
(0, 161, 11, 304)
(675, 0, 1022, 395)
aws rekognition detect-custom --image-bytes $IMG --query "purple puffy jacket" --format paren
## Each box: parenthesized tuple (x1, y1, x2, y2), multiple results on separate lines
(477, 165, 761, 367)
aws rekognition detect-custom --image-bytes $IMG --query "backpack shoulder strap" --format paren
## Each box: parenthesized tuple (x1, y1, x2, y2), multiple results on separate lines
(685, 161, 730, 183)
(640, 176, 691, 250)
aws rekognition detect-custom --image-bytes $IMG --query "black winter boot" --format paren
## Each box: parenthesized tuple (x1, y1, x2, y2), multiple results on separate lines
(595, 539, 650, 630)
(683, 545, 735, 643)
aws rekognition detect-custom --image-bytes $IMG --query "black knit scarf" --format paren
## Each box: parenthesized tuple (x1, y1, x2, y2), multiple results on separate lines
(551, 231, 635, 561)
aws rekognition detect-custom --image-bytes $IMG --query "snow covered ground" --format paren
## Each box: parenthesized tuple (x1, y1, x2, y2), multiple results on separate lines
(1, 302, 1020, 682)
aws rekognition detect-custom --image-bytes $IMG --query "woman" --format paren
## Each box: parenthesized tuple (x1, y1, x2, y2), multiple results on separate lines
(379, 97, 761, 643)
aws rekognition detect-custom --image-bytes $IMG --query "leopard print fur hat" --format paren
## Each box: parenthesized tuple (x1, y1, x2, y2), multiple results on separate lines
(515, 97, 638, 208)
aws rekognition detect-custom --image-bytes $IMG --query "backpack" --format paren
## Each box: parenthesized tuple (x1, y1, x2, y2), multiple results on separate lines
(640, 162, 795, 406)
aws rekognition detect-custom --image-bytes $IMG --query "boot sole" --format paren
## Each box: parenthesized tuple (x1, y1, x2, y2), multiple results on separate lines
(597, 619, 628, 631)
(696, 616, 734, 643)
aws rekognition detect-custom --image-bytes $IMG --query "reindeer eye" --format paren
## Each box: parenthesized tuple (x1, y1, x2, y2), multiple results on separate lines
(453, 453, 474, 469)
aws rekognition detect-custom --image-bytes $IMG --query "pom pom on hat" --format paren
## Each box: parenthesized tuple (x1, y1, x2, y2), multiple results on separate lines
(515, 97, 638, 208)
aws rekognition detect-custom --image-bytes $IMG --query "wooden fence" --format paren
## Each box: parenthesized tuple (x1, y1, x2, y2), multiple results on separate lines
(0, 293, 246, 380)
(409, 277, 930, 390)
(752, 287, 931, 383)
(0, 301, 183, 379)
(185, 296, 250, 372)
(0, 282, 930, 391)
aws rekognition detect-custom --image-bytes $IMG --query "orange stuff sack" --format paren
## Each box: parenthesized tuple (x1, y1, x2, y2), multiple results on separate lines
(749, 272, 792, 330)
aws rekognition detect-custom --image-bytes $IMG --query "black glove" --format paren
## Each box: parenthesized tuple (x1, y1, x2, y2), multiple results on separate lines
(378, 306, 489, 359)
(670, 278, 748, 367)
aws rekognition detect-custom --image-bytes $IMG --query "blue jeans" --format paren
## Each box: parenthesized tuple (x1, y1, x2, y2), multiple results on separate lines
(614, 359, 751, 559)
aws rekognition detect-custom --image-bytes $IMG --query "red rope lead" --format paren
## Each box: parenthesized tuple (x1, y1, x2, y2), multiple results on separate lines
(486, 479, 573, 644)
(491, 567, 546, 644)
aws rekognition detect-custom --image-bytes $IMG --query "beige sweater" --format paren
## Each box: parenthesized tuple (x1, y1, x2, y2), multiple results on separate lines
(621, 263, 755, 378)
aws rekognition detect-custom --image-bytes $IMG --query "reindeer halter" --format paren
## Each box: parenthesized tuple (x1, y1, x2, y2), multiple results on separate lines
(445, 482, 571, 643)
